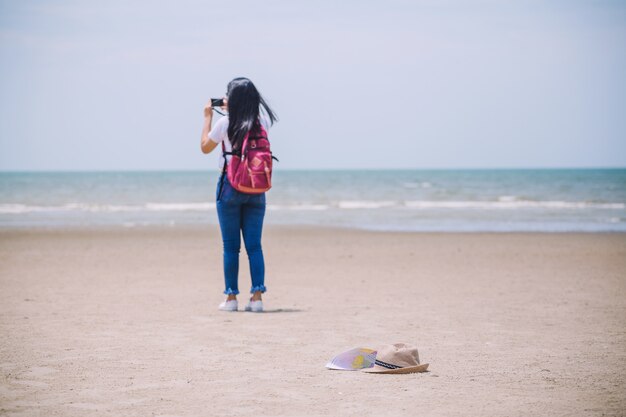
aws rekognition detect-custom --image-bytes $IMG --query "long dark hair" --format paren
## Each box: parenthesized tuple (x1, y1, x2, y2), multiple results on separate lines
(226, 77, 277, 151)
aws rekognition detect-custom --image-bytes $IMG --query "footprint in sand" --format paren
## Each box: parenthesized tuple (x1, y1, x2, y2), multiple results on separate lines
(11, 366, 58, 388)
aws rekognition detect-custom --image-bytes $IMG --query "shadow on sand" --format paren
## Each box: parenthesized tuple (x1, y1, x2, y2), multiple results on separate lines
(252, 308, 304, 313)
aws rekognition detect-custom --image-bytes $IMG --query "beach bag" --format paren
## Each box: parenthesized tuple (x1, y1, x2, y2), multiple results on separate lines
(221, 125, 276, 194)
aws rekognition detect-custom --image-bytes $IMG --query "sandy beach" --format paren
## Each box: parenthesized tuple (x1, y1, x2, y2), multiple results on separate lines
(0, 226, 625, 416)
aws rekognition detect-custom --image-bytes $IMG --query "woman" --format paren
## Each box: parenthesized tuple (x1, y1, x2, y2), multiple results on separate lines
(200, 77, 277, 312)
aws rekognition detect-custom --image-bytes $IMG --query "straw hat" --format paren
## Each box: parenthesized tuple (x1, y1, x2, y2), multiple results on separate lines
(363, 343, 429, 374)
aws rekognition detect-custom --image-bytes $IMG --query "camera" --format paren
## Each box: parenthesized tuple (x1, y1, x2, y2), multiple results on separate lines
(211, 98, 224, 107)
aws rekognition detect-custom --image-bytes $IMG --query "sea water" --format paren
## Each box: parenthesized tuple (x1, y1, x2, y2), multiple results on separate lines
(0, 169, 624, 232)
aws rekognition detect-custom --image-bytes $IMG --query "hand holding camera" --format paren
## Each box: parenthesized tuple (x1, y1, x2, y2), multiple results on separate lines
(205, 97, 227, 118)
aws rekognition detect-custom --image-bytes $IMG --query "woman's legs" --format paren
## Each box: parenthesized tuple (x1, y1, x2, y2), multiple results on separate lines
(241, 195, 266, 299)
(216, 189, 243, 297)
(216, 172, 266, 304)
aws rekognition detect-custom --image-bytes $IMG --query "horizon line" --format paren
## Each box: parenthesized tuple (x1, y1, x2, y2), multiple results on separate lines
(1, 166, 626, 174)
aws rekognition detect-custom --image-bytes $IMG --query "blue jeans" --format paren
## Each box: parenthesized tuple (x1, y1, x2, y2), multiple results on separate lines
(216, 174, 266, 295)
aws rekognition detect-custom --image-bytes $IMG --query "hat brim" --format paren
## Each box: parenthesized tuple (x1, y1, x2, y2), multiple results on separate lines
(362, 363, 429, 374)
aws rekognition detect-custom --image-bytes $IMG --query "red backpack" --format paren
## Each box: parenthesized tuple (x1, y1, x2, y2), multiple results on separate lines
(221, 125, 276, 194)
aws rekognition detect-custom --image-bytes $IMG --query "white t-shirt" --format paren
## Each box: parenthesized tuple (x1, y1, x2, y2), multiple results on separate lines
(208, 114, 271, 170)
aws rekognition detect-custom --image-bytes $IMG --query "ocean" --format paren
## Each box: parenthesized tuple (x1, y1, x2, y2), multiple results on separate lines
(0, 169, 624, 232)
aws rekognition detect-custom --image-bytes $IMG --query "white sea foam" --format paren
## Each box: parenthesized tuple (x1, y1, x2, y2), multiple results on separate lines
(0, 204, 52, 214)
(403, 201, 625, 210)
(402, 182, 432, 189)
(1, 200, 624, 215)
(0, 202, 216, 214)
(145, 203, 216, 211)
(267, 204, 329, 211)
(76, 204, 144, 212)
(337, 200, 397, 209)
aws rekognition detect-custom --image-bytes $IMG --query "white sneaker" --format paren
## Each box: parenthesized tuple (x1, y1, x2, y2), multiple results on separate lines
(218, 299, 238, 312)
(245, 300, 263, 312)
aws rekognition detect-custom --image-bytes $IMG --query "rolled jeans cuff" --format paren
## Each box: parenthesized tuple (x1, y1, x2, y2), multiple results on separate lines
(250, 285, 267, 294)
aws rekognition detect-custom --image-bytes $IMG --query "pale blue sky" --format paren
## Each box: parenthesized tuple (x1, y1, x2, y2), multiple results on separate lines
(1, 0, 625, 171)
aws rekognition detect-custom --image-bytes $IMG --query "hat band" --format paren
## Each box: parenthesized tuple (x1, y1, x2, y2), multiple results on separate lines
(374, 359, 402, 370)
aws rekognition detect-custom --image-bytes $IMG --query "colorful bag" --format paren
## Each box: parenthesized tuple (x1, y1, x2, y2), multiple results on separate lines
(221, 125, 276, 194)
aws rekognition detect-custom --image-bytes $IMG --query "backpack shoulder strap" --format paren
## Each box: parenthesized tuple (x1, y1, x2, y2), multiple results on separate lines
(221, 142, 228, 167)
(221, 141, 240, 157)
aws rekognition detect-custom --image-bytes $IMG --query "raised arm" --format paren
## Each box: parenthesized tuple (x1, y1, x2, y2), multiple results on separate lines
(200, 100, 218, 154)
